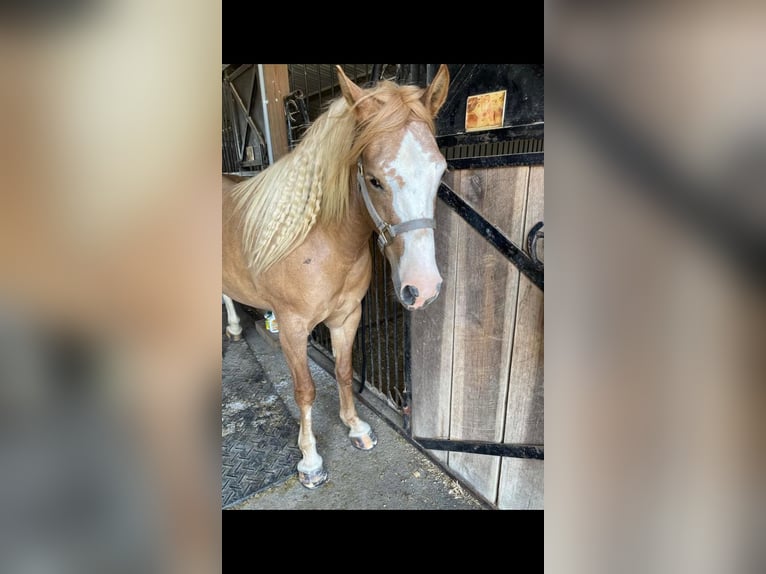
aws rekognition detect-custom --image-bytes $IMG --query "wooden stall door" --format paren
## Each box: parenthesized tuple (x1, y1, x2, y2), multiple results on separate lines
(411, 165, 543, 509)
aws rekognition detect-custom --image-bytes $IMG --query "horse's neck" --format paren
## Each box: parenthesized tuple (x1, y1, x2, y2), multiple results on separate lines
(321, 176, 375, 260)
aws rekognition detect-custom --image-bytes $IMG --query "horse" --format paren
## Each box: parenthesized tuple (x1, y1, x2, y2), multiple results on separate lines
(222, 64, 450, 488)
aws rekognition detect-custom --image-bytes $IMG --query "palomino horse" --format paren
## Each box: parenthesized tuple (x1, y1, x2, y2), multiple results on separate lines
(223, 64, 450, 488)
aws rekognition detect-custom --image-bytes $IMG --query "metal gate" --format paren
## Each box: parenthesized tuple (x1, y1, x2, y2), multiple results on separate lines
(222, 64, 270, 174)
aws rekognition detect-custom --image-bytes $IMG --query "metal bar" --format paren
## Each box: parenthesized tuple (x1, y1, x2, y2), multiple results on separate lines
(366, 247, 374, 392)
(446, 153, 544, 170)
(363, 402, 495, 509)
(256, 64, 274, 166)
(226, 120, 237, 172)
(317, 65, 323, 112)
(411, 64, 420, 86)
(438, 182, 544, 291)
(436, 124, 544, 148)
(367, 245, 375, 391)
(382, 246, 392, 403)
(362, 281, 373, 395)
(357, 298, 366, 394)
(398, 64, 409, 84)
(224, 74, 268, 162)
(403, 303, 412, 434)
(224, 64, 251, 82)
(225, 83, 242, 168)
(413, 437, 544, 459)
(373, 246, 383, 395)
(392, 285, 399, 401)
(426, 64, 436, 85)
(371, 64, 382, 83)
(238, 64, 258, 160)
(223, 82, 238, 172)
(306, 347, 495, 508)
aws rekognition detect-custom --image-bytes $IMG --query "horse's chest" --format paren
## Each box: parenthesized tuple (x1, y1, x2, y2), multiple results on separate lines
(309, 248, 370, 303)
(260, 235, 370, 320)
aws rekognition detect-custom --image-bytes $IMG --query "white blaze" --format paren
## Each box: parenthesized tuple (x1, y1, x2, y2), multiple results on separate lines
(382, 123, 446, 307)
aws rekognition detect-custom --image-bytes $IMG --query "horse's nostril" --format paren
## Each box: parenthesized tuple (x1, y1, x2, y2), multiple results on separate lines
(400, 285, 419, 306)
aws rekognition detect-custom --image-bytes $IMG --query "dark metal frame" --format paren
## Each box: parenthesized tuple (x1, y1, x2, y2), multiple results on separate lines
(437, 125, 545, 149)
(446, 153, 544, 170)
(284, 90, 311, 151)
(222, 65, 269, 174)
(413, 438, 544, 459)
(438, 181, 544, 291)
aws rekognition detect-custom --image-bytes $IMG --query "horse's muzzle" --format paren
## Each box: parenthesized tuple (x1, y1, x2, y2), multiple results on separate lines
(399, 281, 442, 310)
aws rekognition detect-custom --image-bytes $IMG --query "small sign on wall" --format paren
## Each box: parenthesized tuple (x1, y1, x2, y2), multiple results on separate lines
(465, 90, 507, 132)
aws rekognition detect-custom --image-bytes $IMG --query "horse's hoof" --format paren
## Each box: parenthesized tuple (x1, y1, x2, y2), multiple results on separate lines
(297, 466, 328, 489)
(225, 327, 243, 341)
(350, 428, 378, 451)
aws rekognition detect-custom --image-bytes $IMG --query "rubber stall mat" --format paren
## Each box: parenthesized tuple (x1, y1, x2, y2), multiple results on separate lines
(222, 334, 301, 509)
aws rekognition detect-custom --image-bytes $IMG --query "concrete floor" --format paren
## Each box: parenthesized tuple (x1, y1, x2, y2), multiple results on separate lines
(225, 307, 487, 510)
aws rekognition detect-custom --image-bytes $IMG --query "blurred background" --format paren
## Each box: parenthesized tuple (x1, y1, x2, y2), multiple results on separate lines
(1, 0, 764, 571)
(0, 1, 221, 572)
(547, 2, 765, 573)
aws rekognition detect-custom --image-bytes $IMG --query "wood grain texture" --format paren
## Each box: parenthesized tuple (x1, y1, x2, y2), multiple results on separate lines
(261, 64, 290, 162)
(497, 458, 544, 509)
(448, 166, 529, 502)
(451, 165, 529, 239)
(504, 164, 544, 444)
(410, 171, 461, 464)
(498, 164, 544, 509)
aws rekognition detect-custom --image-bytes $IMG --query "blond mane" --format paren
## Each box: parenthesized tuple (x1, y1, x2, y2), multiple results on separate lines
(231, 80, 436, 276)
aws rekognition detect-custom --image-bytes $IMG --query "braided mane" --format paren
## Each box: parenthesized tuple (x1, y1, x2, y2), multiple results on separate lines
(231, 79, 435, 276)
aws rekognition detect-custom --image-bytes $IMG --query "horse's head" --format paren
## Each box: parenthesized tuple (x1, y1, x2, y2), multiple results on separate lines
(337, 65, 450, 311)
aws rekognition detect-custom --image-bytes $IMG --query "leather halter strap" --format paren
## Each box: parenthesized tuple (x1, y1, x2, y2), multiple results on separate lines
(356, 162, 436, 252)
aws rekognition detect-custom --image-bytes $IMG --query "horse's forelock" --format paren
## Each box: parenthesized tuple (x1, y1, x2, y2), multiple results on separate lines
(347, 82, 435, 160)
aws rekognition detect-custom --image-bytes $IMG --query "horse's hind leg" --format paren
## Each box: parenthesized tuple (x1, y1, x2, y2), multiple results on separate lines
(222, 294, 242, 341)
(278, 316, 327, 488)
(327, 304, 377, 450)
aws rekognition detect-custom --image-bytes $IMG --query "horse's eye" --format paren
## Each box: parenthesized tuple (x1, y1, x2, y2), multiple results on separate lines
(369, 177, 383, 190)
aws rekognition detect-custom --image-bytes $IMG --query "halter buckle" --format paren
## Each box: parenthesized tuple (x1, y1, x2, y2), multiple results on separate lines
(377, 224, 394, 251)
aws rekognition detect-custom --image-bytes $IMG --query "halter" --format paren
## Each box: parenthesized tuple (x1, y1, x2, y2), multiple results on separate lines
(356, 161, 436, 252)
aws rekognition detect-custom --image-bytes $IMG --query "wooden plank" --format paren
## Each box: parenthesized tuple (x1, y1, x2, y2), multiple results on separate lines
(498, 164, 544, 509)
(497, 458, 544, 509)
(410, 170, 461, 465)
(261, 64, 290, 162)
(448, 165, 529, 501)
(450, 164, 526, 239)
(504, 164, 544, 444)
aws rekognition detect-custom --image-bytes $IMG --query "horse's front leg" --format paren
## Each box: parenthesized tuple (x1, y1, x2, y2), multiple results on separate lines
(327, 304, 377, 450)
(278, 315, 328, 488)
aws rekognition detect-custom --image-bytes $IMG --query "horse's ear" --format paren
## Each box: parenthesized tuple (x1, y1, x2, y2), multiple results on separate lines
(422, 64, 450, 117)
(336, 65, 366, 109)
